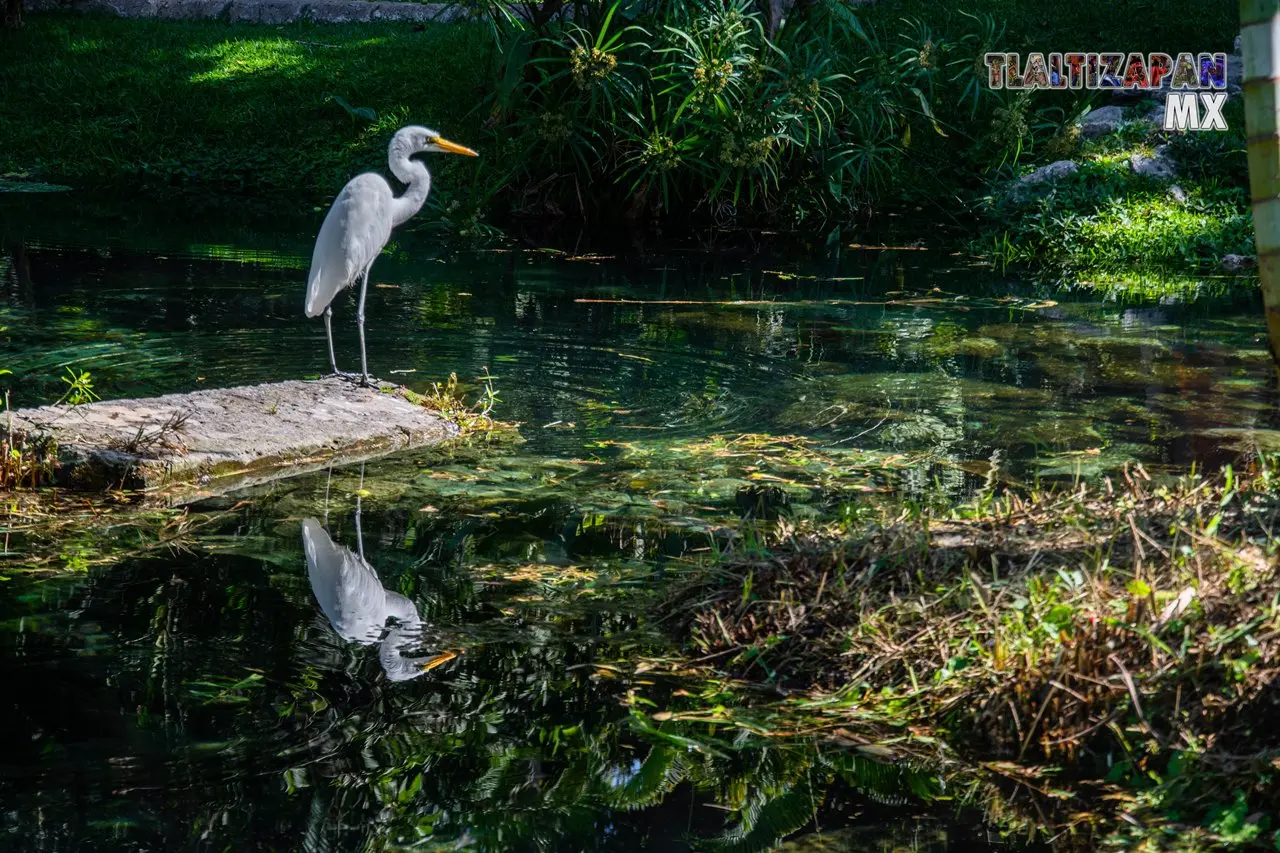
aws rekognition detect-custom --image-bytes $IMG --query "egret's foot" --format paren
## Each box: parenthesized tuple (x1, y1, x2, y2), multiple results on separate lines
(357, 373, 382, 389)
(328, 370, 363, 383)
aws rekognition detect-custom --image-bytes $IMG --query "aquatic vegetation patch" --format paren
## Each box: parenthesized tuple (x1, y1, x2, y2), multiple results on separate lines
(390, 369, 521, 443)
(661, 459, 1280, 849)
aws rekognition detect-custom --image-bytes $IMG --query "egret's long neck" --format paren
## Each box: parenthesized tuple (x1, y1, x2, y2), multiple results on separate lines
(382, 590, 421, 630)
(388, 150, 431, 228)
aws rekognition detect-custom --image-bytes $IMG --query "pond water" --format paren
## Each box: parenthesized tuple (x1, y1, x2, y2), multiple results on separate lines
(0, 194, 1275, 851)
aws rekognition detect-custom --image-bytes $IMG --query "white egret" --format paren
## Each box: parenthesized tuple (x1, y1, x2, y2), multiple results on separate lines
(301, 517, 456, 682)
(304, 125, 478, 385)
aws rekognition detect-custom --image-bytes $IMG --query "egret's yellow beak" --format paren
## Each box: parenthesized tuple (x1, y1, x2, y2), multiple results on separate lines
(435, 138, 479, 157)
(418, 650, 459, 671)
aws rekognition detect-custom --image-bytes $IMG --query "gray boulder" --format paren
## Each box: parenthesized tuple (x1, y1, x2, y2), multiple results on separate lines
(1129, 146, 1176, 180)
(1008, 160, 1079, 202)
(1021, 160, 1079, 184)
(1080, 106, 1127, 138)
(1221, 254, 1257, 272)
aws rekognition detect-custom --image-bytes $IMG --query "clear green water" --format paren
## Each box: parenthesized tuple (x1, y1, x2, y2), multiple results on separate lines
(0, 195, 1274, 851)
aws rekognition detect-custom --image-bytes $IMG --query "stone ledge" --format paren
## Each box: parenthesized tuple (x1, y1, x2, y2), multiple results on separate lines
(9, 378, 459, 504)
(27, 0, 468, 25)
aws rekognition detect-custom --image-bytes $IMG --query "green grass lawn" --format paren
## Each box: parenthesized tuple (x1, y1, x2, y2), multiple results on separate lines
(0, 15, 491, 203)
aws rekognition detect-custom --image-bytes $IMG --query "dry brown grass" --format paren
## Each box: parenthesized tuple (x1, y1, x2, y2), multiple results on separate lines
(662, 460, 1280, 849)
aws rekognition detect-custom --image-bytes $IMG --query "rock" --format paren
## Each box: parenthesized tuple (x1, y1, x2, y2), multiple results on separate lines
(1168, 184, 1188, 203)
(1009, 160, 1079, 201)
(9, 378, 460, 503)
(1129, 148, 1176, 180)
(1221, 254, 1257, 272)
(26, 0, 467, 24)
(1235, 34, 1242, 54)
(1148, 104, 1166, 129)
(1079, 106, 1127, 138)
(1020, 160, 1079, 185)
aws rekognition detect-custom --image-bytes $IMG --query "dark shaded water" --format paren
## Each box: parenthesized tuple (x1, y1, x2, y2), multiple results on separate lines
(0, 194, 1274, 851)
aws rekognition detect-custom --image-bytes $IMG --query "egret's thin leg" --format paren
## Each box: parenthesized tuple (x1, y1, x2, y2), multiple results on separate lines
(323, 463, 332, 527)
(356, 267, 371, 386)
(354, 494, 364, 561)
(324, 306, 340, 376)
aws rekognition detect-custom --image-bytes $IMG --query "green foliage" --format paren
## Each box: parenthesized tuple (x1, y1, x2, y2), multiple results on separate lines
(1203, 792, 1269, 845)
(55, 366, 99, 406)
(458, 0, 1103, 226)
(974, 91, 1252, 273)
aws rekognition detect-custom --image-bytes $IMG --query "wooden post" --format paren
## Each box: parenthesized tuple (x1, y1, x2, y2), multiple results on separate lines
(1242, 0, 1280, 380)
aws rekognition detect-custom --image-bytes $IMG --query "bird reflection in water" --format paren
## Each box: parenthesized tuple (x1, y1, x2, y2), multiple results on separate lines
(301, 507, 455, 682)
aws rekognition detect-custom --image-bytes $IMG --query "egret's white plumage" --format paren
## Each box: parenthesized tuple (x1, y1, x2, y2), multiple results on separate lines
(302, 518, 454, 682)
(304, 174, 392, 321)
(304, 125, 478, 385)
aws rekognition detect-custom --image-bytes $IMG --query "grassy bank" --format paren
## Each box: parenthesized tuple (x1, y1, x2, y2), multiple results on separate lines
(978, 98, 1255, 277)
(659, 461, 1280, 850)
(0, 16, 491, 215)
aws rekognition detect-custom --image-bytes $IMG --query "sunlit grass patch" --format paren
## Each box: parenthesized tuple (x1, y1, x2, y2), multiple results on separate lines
(393, 369, 522, 442)
(187, 39, 308, 83)
(1060, 192, 1254, 268)
(978, 92, 1251, 276)
(981, 176, 1253, 273)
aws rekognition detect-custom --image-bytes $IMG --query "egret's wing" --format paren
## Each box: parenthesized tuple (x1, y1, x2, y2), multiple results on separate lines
(301, 518, 385, 643)
(304, 174, 393, 318)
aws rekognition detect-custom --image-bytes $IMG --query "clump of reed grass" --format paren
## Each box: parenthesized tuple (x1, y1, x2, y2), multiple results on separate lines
(1, 389, 58, 490)
(391, 369, 520, 442)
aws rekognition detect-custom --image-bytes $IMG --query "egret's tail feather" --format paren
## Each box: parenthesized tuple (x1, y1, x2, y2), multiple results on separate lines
(304, 265, 327, 318)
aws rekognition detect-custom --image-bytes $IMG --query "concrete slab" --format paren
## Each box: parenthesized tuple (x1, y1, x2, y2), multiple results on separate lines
(27, 0, 469, 24)
(9, 378, 458, 503)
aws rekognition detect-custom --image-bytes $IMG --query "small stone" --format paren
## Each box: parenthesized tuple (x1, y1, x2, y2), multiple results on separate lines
(1168, 184, 1188, 203)
(1129, 151, 1176, 180)
(1019, 160, 1079, 185)
(1009, 160, 1079, 201)
(1221, 253, 1257, 272)
(1079, 105, 1127, 138)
